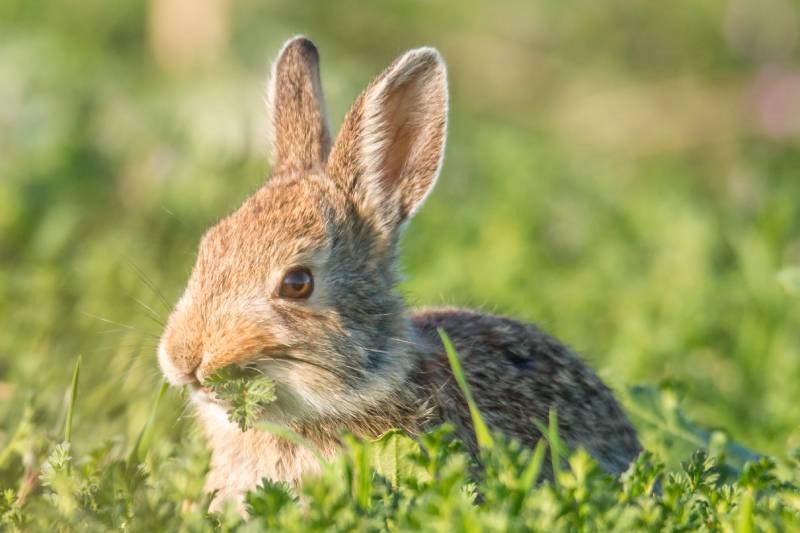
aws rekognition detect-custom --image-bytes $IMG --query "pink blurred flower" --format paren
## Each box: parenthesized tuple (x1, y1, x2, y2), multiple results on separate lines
(750, 67, 800, 141)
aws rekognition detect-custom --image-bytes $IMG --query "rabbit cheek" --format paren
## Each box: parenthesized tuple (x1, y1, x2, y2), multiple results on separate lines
(197, 319, 287, 380)
(285, 372, 343, 418)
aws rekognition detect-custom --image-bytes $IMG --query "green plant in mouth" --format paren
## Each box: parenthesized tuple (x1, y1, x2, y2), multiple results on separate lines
(202, 366, 277, 431)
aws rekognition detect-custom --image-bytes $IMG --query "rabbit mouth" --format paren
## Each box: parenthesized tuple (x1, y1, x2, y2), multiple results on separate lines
(188, 382, 217, 404)
(190, 382, 213, 395)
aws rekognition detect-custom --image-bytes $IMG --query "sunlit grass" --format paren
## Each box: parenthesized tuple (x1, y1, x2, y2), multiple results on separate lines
(1, 0, 800, 529)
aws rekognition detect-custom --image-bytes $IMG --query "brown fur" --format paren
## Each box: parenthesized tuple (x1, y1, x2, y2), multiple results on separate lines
(157, 36, 641, 512)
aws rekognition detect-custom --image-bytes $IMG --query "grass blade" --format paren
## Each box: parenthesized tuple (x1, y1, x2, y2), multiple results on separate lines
(547, 408, 562, 482)
(736, 488, 754, 533)
(350, 437, 372, 509)
(438, 328, 494, 450)
(128, 381, 169, 465)
(64, 355, 81, 444)
(510, 438, 548, 515)
(521, 438, 548, 490)
(532, 408, 564, 485)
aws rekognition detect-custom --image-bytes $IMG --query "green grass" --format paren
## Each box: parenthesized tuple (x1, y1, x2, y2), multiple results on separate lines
(1, 0, 800, 530)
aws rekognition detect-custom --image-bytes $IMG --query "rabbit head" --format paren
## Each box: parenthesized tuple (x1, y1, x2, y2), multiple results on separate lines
(158, 37, 448, 425)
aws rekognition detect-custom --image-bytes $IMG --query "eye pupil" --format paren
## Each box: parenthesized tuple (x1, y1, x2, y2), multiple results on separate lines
(279, 268, 314, 299)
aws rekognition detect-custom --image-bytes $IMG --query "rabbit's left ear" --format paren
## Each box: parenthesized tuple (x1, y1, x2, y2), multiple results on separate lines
(267, 36, 331, 174)
(327, 47, 448, 236)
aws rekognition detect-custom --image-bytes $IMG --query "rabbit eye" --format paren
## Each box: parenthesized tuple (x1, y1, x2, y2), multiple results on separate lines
(279, 267, 314, 299)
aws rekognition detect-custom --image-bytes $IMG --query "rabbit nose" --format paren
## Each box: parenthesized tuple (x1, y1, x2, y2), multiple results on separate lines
(157, 339, 204, 387)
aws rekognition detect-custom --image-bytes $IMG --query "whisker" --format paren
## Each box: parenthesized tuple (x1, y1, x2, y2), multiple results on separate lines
(85, 343, 158, 355)
(362, 346, 392, 355)
(389, 336, 419, 347)
(83, 311, 162, 341)
(175, 393, 195, 423)
(82, 312, 139, 331)
(132, 296, 166, 326)
(124, 258, 173, 312)
(140, 314, 166, 331)
(255, 354, 352, 382)
(95, 328, 141, 336)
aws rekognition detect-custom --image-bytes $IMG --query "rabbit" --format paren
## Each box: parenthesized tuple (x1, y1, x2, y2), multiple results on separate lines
(157, 36, 642, 511)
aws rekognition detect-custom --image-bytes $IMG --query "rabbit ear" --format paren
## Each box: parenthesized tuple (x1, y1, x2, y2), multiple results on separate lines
(327, 47, 448, 235)
(267, 36, 332, 174)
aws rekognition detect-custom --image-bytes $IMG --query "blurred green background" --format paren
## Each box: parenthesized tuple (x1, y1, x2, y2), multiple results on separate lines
(1, 0, 799, 473)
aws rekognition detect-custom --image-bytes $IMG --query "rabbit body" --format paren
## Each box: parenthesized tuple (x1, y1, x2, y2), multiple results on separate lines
(199, 308, 641, 509)
(157, 36, 641, 511)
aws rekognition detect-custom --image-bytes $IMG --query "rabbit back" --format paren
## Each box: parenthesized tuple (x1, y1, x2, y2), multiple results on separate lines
(411, 307, 642, 476)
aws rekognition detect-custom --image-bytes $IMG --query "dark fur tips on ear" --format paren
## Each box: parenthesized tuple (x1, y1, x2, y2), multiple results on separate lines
(267, 36, 332, 174)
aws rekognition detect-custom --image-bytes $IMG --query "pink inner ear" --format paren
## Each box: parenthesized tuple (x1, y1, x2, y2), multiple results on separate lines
(325, 48, 447, 230)
(379, 82, 418, 194)
(374, 71, 445, 220)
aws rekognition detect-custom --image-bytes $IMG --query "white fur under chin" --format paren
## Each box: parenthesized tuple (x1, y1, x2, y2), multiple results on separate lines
(195, 396, 326, 513)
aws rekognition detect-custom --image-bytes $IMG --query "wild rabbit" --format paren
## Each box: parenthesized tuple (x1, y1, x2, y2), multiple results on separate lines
(158, 36, 641, 510)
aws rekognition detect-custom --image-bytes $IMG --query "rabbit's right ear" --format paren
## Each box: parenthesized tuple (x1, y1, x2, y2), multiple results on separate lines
(267, 36, 331, 174)
(327, 47, 448, 238)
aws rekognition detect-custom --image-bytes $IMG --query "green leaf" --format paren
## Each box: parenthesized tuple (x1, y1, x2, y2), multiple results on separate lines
(203, 366, 277, 431)
(438, 328, 495, 450)
(40, 441, 78, 516)
(369, 429, 428, 487)
(246, 478, 295, 525)
(622, 384, 760, 475)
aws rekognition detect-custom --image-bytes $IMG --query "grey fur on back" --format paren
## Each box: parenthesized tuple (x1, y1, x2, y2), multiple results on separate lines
(411, 308, 641, 476)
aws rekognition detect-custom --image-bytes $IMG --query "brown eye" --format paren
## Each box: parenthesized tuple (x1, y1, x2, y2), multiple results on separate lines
(279, 268, 314, 299)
